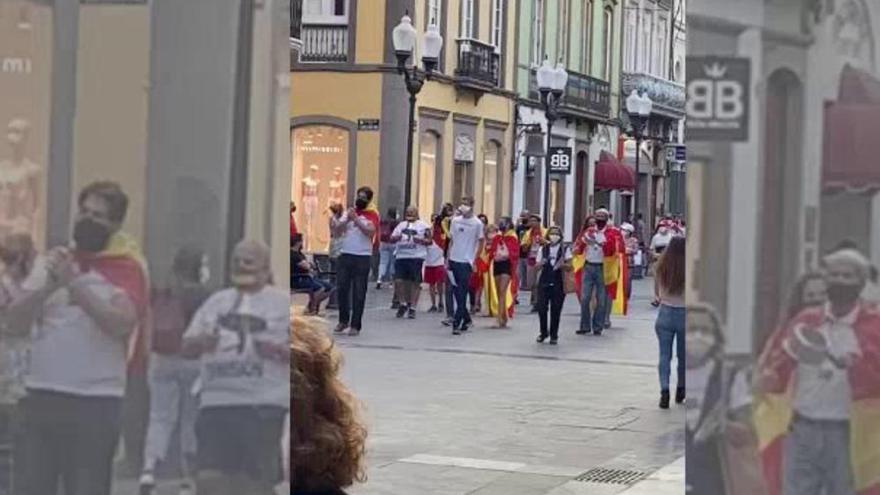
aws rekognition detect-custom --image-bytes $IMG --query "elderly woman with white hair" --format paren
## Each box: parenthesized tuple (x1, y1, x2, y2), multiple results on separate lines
(755, 247, 880, 495)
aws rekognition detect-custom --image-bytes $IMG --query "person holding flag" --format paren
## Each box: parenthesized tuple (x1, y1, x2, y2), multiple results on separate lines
(331, 186, 380, 336)
(754, 248, 880, 495)
(487, 217, 519, 328)
(572, 208, 625, 335)
(520, 215, 546, 312)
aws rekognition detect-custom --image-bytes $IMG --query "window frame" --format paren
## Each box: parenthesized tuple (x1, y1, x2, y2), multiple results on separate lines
(533, 0, 546, 65)
(428, 0, 442, 26)
(460, 0, 475, 39)
(582, 0, 593, 73)
(491, 0, 504, 52)
(302, 0, 349, 25)
(603, 6, 613, 80)
(558, 0, 570, 65)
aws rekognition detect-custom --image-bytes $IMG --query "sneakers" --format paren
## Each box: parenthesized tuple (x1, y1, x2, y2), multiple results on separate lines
(396, 304, 408, 318)
(428, 305, 438, 313)
(575, 329, 588, 335)
(659, 390, 671, 409)
(675, 387, 686, 404)
(138, 473, 155, 495)
(452, 328, 462, 335)
(548, 338, 558, 345)
(334, 323, 348, 333)
(347, 327, 361, 336)
(442, 318, 453, 327)
(536, 335, 547, 343)
(407, 308, 416, 319)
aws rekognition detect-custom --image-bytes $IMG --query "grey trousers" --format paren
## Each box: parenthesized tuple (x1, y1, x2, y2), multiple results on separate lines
(783, 415, 855, 495)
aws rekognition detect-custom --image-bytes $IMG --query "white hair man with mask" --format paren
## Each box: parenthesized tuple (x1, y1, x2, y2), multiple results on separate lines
(182, 239, 289, 494)
(756, 248, 880, 495)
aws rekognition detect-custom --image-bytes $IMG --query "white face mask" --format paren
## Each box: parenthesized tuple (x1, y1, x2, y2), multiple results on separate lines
(199, 257, 211, 284)
(459, 205, 472, 215)
(548, 234, 561, 244)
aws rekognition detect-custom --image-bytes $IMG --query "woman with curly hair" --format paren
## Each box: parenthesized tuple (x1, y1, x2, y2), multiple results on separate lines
(291, 317, 367, 494)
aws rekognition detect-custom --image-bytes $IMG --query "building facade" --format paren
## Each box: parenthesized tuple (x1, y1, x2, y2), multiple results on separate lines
(688, 0, 880, 355)
(511, 0, 624, 238)
(291, 0, 517, 254)
(620, 0, 686, 228)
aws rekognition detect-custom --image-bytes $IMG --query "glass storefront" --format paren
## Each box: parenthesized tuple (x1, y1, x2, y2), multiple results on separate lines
(418, 132, 437, 218)
(291, 124, 350, 253)
(482, 141, 499, 222)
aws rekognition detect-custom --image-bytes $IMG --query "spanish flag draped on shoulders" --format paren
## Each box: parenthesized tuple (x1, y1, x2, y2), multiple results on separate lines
(521, 225, 546, 266)
(754, 301, 880, 495)
(358, 201, 382, 248)
(75, 232, 151, 374)
(478, 228, 520, 318)
(571, 222, 627, 314)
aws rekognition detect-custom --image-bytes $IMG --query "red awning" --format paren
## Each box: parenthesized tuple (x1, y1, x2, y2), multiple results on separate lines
(822, 102, 880, 193)
(594, 150, 635, 190)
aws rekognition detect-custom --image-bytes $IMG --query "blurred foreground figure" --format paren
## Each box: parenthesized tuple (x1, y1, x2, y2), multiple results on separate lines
(755, 249, 880, 495)
(182, 240, 289, 494)
(4, 182, 148, 495)
(291, 317, 366, 495)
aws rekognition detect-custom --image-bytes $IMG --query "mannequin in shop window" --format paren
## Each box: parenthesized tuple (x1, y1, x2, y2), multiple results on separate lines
(301, 165, 320, 252)
(328, 167, 346, 211)
(0, 119, 40, 241)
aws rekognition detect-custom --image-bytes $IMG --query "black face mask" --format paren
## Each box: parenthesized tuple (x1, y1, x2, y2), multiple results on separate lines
(826, 282, 862, 307)
(595, 220, 608, 229)
(355, 198, 369, 210)
(73, 217, 112, 253)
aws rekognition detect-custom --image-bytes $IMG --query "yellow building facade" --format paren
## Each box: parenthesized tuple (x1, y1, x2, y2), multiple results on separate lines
(291, 0, 516, 253)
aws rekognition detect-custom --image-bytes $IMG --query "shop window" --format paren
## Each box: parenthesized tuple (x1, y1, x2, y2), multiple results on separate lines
(482, 141, 499, 221)
(291, 124, 350, 253)
(418, 131, 439, 218)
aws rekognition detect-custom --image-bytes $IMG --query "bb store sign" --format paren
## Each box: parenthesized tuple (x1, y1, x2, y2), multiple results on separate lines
(686, 56, 751, 142)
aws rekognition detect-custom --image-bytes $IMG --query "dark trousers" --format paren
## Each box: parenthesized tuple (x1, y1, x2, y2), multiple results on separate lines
(337, 253, 372, 330)
(20, 389, 122, 495)
(444, 279, 454, 318)
(449, 261, 473, 328)
(537, 282, 565, 339)
(0, 403, 24, 495)
(195, 406, 286, 484)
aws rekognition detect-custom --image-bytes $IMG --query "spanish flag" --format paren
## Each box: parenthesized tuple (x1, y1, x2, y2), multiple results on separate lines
(76, 232, 151, 374)
(571, 226, 626, 315)
(754, 303, 880, 495)
(481, 230, 519, 318)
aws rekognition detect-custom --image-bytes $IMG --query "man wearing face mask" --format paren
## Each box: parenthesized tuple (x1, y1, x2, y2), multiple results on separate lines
(4, 181, 149, 495)
(445, 197, 484, 334)
(573, 208, 622, 335)
(756, 249, 880, 495)
(181, 240, 289, 494)
(330, 187, 380, 336)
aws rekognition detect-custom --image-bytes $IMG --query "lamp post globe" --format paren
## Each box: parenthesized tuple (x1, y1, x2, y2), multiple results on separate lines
(392, 13, 416, 67)
(421, 23, 443, 72)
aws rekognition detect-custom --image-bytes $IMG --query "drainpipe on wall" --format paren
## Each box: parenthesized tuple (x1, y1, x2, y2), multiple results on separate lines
(511, 101, 520, 214)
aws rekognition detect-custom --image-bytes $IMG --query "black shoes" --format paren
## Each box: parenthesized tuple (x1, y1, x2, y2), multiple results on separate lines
(548, 338, 558, 345)
(452, 328, 461, 335)
(396, 304, 408, 318)
(536, 335, 547, 343)
(428, 305, 438, 313)
(675, 387, 686, 404)
(660, 390, 670, 409)
(407, 308, 416, 319)
(334, 323, 348, 333)
(391, 301, 400, 309)
(575, 330, 588, 335)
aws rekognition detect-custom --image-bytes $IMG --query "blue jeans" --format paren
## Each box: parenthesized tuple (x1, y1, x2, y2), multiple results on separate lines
(783, 416, 854, 495)
(579, 263, 607, 332)
(377, 243, 396, 282)
(449, 261, 473, 329)
(655, 304, 685, 391)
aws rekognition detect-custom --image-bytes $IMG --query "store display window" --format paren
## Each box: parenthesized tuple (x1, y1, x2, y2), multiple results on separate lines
(291, 124, 350, 253)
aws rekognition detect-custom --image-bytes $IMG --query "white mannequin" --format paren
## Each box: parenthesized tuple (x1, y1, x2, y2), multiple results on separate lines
(301, 165, 320, 252)
(328, 166, 346, 209)
(0, 119, 40, 240)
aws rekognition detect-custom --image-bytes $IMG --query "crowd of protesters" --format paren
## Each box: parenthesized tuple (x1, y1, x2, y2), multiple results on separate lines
(0, 181, 289, 495)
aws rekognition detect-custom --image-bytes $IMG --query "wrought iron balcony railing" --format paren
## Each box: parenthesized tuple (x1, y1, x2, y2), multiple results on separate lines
(455, 39, 501, 89)
(300, 24, 348, 63)
(621, 71, 686, 118)
(290, 0, 302, 41)
(528, 69, 611, 118)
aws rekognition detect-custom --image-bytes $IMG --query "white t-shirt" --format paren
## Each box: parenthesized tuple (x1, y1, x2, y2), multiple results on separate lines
(425, 241, 445, 267)
(24, 256, 132, 398)
(536, 243, 572, 267)
(184, 285, 289, 409)
(392, 220, 430, 260)
(448, 215, 484, 264)
(651, 232, 674, 251)
(334, 214, 374, 256)
(793, 305, 860, 421)
(581, 230, 606, 264)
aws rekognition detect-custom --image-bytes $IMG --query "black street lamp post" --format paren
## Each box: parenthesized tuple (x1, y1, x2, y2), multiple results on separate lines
(625, 89, 653, 229)
(536, 58, 568, 228)
(392, 12, 443, 209)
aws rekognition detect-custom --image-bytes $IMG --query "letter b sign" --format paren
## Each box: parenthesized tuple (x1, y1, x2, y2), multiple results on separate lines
(686, 57, 751, 141)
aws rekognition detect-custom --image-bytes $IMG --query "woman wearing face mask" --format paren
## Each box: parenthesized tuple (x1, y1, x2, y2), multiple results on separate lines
(535, 227, 572, 345)
(486, 217, 519, 328)
(754, 272, 826, 360)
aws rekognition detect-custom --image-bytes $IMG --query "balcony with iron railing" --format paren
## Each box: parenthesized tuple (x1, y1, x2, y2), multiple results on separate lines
(454, 39, 501, 90)
(621, 71, 685, 119)
(299, 24, 349, 63)
(528, 69, 611, 119)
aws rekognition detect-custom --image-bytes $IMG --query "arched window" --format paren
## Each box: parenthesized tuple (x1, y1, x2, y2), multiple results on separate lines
(418, 131, 440, 218)
(482, 140, 502, 221)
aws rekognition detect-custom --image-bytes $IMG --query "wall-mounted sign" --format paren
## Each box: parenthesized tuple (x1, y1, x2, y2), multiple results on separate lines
(548, 147, 572, 175)
(686, 56, 751, 142)
(357, 119, 380, 131)
(665, 144, 686, 162)
(454, 134, 475, 162)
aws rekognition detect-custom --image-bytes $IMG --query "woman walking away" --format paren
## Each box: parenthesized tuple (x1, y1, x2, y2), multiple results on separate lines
(471, 223, 497, 315)
(424, 214, 446, 313)
(292, 317, 366, 495)
(535, 226, 572, 345)
(389, 206, 432, 319)
(487, 217, 520, 328)
(654, 236, 685, 409)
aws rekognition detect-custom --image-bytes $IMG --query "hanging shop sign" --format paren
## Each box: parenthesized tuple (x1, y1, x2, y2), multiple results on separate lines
(686, 56, 751, 142)
(548, 146, 572, 175)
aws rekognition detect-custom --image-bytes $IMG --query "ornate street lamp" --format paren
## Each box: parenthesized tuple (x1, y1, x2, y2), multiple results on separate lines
(625, 88, 653, 229)
(392, 12, 443, 208)
(536, 58, 568, 227)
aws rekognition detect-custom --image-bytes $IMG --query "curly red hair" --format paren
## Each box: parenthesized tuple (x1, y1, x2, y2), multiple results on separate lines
(291, 317, 367, 491)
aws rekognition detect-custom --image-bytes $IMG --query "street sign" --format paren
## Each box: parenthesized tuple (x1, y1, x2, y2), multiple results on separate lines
(548, 147, 572, 175)
(665, 144, 686, 162)
(686, 56, 751, 142)
(357, 119, 380, 131)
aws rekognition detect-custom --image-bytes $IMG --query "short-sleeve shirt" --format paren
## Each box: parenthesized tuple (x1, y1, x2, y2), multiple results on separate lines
(392, 220, 431, 260)
(184, 285, 289, 409)
(448, 216, 484, 265)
